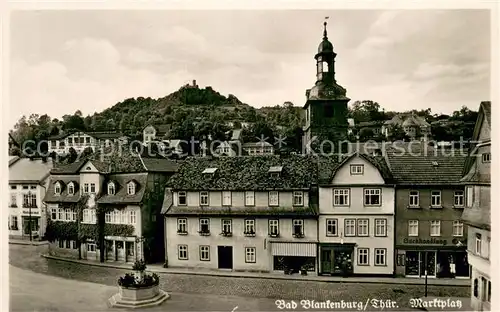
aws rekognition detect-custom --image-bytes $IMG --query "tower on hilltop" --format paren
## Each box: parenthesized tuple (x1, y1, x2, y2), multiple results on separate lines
(303, 20, 350, 154)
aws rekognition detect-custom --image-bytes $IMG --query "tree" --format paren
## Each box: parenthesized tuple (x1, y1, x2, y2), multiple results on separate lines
(387, 124, 410, 141)
(358, 128, 375, 142)
(64, 115, 85, 131)
(349, 100, 385, 122)
(68, 147, 78, 163)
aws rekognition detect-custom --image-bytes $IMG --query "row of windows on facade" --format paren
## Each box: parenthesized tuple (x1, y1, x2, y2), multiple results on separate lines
(50, 137, 117, 146)
(9, 193, 37, 208)
(177, 218, 308, 237)
(177, 191, 305, 207)
(56, 239, 97, 252)
(176, 244, 388, 267)
(407, 220, 464, 237)
(332, 189, 465, 207)
(54, 181, 136, 196)
(177, 245, 257, 263)
(50, 208, 136, 224)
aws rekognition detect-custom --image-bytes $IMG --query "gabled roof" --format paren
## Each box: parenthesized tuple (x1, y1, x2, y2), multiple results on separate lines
(317, 153, 393, 184)
(167, 155, 319, 191)
(242, 141, 273, 148)
(462, 101, 491, 176)
(51, 159, 109, 174)
(386, 149, 466, 185)
(9, 158, 53, 183)
(141, 157, 179, 173)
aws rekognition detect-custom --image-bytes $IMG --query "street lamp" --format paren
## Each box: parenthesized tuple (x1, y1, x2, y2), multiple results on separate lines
(424, 251, 428, 297)
(27, 191, 33, 242)
(135, 236, 145, 262)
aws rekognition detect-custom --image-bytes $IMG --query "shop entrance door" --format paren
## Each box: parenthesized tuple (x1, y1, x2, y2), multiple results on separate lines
(320, 249, 334, 274)
(420, 251, 436, 277)
(116, 241, 125, 261)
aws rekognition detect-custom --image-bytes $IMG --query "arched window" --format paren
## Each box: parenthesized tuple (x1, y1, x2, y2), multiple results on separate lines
(55, 182, 61, 195)
(127, 182, 135, 195)
(474, 278, 479, 298)
(68, 183, 74, 195)
(108, 182, 115, 195)
(322, 61, 329, 72)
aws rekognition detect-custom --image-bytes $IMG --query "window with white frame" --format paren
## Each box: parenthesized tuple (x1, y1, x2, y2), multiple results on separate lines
(326, 219, 338, 236)
(222, 191, 232, 206)
(333, 189, 350, 206)
(430, 220, 441, 236)
(84, 183, 89, 193)
(121, 210, 127, 224)
(454, 191, 464, 207)
(65, 208, 71, 221)
(108, 182, 115, 195)
(269, 191, 279, 206)
(244, 219, 255, 235)
(350, 164, 364, 175)
(51, 208, 57, 220)
(466, 186, 473, 207)
(345, 219, 356, 236)
(10, 216, 18, 230)
(55, 182, 61, 194)
(105, 212, 111, 223)
(374, 248, 386, 266)
(87, 240, 96, 252)
(91, 209, 96, 223)
(293, 191, 303, 206)
(245, 247, 256, 263)
(83, 209, 90, 223)
(199, 218, 210, 234)
(453, 221, 463, 236)
(127, 182, 136, 195)
(482, 153, 491, 163)
(178, 245, 188, 260)
(431, 191, 441, 207)
(68, 183, 75, 195)
(245, 191, 255, 206)
(293, 219, 304, 237)
(408, 220, 418, 236)
(357, 219, 369, 237)
(90, 183, 96, 193)
(200, 245, 210, 261)
(10, 194, 17, 207)
(58, 208, 63, 220)
(475, 234, 482, 256)
(409, 191, 419, 207)
(130, 211, 136, 224)
(375, 219, 387, 237)
(358, 248, 369, 265)
(200, 191, 209, 206)
(178, 191, 187, 205)
(222, 219, 232, 234)
(113, 210, 120, 223)
(177, 218, 187, 233)
(364, 189, 381, 206)
(269, 219, 279, 236)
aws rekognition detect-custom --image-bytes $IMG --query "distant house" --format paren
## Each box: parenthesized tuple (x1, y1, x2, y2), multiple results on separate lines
(48, 130, 129, 154)
(213, 130, 243, 157)
(356, 120, 384, 136)
(143, 125, 171, 145)
(382, 113, 431, 139)
(242, 142, 274, 156)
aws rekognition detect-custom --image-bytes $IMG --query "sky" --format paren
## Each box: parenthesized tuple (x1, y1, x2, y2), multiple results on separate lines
(8, 9, 491, 129)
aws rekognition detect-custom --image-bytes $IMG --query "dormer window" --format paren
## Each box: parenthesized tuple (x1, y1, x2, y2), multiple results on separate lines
(127, 182, 136, 195)
(268, 166, 283, 178)
(68, 182, 75, 195)
(54, 182, 61, 195)
(108, 182, 115, 195)
(202, 168, 218, 175)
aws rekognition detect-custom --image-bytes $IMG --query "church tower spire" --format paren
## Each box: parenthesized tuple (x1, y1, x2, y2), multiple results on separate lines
(302, 20, 350, 154)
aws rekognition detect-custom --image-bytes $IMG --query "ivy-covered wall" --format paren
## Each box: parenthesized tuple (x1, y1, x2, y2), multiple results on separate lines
(45, 221, 135, 242)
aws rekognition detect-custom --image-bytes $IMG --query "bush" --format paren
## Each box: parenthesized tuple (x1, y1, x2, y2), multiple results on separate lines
(132, 259, 147, 272)
(118, 272, 159, 288)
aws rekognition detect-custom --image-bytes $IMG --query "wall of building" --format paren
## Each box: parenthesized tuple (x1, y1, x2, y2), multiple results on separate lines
(165, 216, 317, 272)
(9, 182, 48, 239)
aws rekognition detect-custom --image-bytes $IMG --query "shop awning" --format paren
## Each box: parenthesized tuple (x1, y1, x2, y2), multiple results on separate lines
(271, 242, 317, 257)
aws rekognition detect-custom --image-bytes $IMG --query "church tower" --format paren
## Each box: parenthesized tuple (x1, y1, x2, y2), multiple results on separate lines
(303, 21, 350, 154)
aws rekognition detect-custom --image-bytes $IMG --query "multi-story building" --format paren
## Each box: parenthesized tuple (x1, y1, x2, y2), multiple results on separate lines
(388, 149, 469, 278)
(460, 101, 491, 311)
(317, 153, 395, 276)
(242, 142, 274, 156)
(48, 130, 129, 154)
(43, 154, 178, 263)
(162, 155, 319, 273)
(382, 113, 431, 140)
(8, 156, 53, 240)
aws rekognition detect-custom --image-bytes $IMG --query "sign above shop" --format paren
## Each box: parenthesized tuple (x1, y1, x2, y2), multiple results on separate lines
(403, 238, 447, 245)
(22, 209, 40, 215)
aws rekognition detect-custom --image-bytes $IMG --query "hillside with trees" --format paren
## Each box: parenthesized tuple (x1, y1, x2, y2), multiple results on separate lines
(9, 84, 477, 157)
